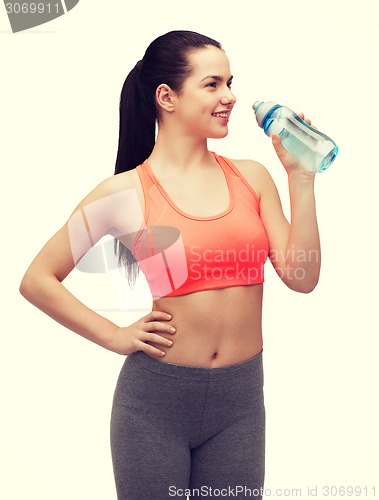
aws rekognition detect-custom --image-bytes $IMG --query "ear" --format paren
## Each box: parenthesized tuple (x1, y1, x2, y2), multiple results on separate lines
(155, 84, 176, 113)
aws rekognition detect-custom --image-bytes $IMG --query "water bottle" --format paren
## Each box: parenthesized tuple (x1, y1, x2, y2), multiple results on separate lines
(252, 101, 338, 173)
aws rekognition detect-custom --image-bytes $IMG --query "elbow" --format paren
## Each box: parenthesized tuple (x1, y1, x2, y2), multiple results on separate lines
(20, 270, 60, 305)
(19, 270, 43, 302)
(280, 266, 320, 294)
(287, 275, 319, 294)
(19, 272, 33, 301)
(279, 260, 320, 294)
(294, 281, 318, 294)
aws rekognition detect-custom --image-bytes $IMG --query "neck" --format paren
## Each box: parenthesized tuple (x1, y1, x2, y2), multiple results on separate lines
(148, 124, 214, 174)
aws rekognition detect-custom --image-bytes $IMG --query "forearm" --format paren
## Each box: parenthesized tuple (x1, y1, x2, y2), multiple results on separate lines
(285, 172, 321, 291)
(20, 273, 119, 350)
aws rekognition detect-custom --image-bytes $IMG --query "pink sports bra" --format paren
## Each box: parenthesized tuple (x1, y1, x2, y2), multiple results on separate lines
(131, 152, 269, 299)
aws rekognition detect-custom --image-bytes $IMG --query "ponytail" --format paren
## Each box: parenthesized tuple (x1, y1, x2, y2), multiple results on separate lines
(114, 60, 156, 175)
(114, 31, 222, 289)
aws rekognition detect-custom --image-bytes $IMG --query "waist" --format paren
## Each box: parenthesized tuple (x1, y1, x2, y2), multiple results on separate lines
(146, 284, 263, 368)
(131, 347, 264, 378)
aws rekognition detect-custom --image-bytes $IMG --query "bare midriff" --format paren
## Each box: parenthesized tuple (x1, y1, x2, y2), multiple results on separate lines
(145, 283, 263, 368)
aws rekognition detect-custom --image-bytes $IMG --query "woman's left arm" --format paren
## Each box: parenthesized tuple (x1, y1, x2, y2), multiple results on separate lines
(258, 112, 321, 293)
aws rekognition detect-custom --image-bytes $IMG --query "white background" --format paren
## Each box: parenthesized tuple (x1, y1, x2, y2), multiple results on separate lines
(1, 1, 378, 498)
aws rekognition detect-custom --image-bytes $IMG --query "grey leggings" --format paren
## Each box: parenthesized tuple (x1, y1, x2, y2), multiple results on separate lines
(110, 350, 265, 500)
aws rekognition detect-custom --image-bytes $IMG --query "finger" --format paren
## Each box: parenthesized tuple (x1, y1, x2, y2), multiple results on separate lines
(298, 112, 310, 123)
(271, 133, 285, 154)
(143, 332, 174, 347)
(144, 321, 176, 335)
(144, 310, 172, 322)
(304, 117, 318, 129)
(140, 342, 167, 356)
(299, 112, 318, 129)
(139, 333, 172, 357)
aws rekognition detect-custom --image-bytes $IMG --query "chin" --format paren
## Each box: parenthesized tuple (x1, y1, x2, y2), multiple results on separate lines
(209, 130, 229, 139)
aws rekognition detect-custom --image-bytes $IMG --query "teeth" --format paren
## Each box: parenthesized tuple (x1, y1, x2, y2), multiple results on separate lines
(212, 112, 228, 118)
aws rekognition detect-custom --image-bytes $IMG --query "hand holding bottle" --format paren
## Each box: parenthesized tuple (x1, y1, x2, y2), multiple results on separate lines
(252, 101, 338, 174)
(271, 112, 318, 177)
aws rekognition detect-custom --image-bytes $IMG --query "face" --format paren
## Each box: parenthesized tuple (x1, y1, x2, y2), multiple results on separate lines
(171, 46, 237, 139)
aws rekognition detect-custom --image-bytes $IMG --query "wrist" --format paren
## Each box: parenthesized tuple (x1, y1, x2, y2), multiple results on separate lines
(288, 168, 316, 184)
(103, 325, 122, 353)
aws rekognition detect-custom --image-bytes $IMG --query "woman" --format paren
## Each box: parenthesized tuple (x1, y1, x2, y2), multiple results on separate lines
(20, 31, 320, 499)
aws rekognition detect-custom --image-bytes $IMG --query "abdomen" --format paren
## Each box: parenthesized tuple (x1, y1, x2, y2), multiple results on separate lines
(146, 284, 264, 368)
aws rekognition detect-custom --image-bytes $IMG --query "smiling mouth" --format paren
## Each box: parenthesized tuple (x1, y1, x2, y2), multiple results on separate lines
(211, 112, 229, 118)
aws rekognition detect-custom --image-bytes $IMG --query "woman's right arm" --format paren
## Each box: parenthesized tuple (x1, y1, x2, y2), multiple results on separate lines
(19, 175, 175, 356)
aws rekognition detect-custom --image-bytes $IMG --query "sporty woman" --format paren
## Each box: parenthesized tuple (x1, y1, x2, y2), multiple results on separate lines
(20, 30, 320, 500)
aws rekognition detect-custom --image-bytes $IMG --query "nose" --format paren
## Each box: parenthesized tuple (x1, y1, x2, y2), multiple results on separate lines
(221, 89, 237, 106)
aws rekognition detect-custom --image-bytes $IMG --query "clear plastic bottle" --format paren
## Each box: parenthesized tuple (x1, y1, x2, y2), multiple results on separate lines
(252, 101, 338, 173)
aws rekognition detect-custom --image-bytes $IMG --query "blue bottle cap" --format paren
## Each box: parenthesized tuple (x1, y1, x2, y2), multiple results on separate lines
(252, 101, 279, 128)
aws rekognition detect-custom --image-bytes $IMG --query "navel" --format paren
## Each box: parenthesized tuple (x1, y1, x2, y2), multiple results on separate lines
(211, 351, 218, 359)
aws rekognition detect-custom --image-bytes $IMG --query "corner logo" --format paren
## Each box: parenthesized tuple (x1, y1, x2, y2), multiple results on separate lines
(4, 0, 79, 33)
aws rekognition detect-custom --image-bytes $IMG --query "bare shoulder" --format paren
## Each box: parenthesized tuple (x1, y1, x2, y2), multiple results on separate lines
(72, 168, 142, 213)
(229, 158, 275, 198)
(67, 167, 144, 243)
(69, 167, 143, 224)
(94, 168, 140, 197)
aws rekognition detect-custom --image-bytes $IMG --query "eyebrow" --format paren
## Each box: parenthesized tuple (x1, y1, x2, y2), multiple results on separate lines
(200, 75, 233, 82)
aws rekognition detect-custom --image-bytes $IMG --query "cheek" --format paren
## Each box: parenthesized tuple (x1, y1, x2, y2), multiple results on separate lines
(188, 104, 210, 119)
(198, 99, 215, 116)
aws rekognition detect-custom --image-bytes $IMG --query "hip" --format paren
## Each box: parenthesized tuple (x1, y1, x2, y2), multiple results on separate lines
(114, 347, 264, 415)
(112, 348, 265, 448)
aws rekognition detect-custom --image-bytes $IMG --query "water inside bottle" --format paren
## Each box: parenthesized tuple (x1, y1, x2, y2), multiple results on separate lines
(269, 115, 336, 173)
(279, 129, 322, 172)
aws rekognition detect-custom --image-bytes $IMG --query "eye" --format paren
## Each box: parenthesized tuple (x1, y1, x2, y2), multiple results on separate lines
(205, 79, 233, 90)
